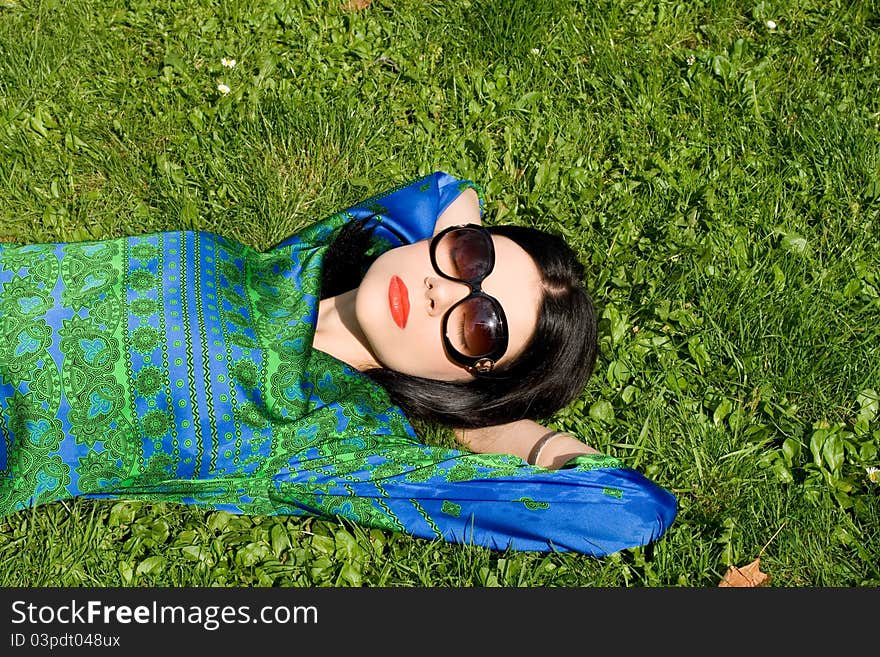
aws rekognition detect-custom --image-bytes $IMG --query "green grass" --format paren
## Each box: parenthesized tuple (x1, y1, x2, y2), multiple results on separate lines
(1, 0, 879, 587)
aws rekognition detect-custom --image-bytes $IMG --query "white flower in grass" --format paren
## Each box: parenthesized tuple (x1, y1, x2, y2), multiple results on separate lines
(530, 48, 541, 55)
(766, 20, 777, 29)
(221, 57, 237, 68)
(217, 83, 231, 95)
(867, 467, 879, 484)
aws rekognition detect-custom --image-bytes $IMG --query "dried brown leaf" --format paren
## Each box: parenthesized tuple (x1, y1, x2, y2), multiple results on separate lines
(718, 557, 771, 587)
(342, 0, 372, 11)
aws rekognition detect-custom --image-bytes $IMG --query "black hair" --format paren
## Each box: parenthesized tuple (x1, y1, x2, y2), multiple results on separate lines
(320, 219, 598, 429)
(320, 218, 381, 299)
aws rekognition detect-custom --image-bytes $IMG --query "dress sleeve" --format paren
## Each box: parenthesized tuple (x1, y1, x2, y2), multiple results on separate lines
(268, 171, 482, 252)
(268, 440, 678, 557)
(346, 171, 483, 247)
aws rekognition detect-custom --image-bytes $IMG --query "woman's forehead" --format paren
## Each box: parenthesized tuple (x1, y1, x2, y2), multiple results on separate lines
(486, 234, 540, 286)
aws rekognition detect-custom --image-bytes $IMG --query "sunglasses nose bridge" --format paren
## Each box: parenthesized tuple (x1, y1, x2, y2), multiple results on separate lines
(429, 275, 475, 314)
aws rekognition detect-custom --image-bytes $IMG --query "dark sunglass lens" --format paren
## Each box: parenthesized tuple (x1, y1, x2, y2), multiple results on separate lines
(440, 229, 493, 280)
(447, 296, 506, 357)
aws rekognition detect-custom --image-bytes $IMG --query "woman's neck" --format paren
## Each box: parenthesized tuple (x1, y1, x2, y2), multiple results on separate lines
(313, 288, 380, 371)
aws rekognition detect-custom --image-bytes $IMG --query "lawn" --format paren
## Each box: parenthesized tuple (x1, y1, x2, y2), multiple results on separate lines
(0, 0, 878, 587)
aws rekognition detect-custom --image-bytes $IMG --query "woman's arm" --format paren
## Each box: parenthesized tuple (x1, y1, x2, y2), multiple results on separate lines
(433, 187, 481, 235)
(453, 419, 600, 469)
(441, 188, 595, 468)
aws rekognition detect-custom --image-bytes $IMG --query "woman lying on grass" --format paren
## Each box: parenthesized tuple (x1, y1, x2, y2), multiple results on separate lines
(0, 171, 676, 556)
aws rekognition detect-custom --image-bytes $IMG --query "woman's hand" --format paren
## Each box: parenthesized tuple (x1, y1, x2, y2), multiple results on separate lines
(453, 418, 599, 469)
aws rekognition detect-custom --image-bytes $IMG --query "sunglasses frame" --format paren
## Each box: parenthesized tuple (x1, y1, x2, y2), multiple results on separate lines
(428, 224, 509, 375)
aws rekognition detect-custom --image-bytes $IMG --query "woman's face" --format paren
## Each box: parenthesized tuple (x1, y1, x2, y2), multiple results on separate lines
(355, 232, 543, 381)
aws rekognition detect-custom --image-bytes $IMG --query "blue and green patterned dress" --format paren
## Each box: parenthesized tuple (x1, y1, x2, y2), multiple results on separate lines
(0, 171, 676, 556)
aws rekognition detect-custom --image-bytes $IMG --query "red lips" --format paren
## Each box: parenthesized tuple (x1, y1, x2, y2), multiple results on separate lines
(389, 275, 410, 329)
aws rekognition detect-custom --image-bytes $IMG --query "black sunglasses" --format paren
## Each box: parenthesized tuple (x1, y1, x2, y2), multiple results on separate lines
(428, 224, 509, 375)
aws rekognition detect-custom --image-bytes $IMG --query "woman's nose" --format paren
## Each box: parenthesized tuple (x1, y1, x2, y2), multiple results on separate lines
(425, 276, 470, 315)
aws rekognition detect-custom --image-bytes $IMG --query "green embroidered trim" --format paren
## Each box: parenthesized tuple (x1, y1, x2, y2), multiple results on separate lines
(441, 500, 461, 517)
(516, 497, 550, 511)
(562, 453, 624, 470)
(412, 499, 443, 539)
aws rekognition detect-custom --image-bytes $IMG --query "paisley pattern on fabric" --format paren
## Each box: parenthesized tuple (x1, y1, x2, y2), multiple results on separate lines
(0, 172, 677, 556)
